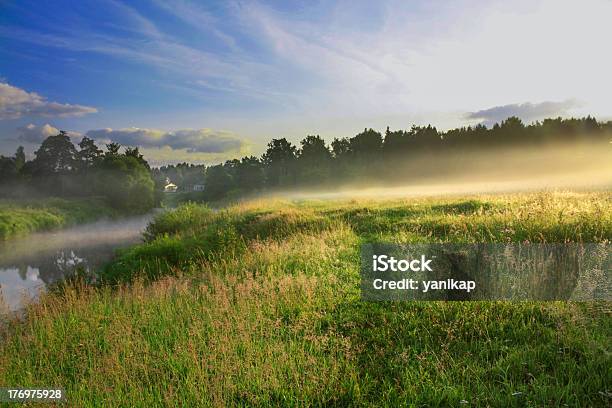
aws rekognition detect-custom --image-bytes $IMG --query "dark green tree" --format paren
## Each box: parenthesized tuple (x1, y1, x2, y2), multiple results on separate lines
(331, 137, 351, 158)
(349, 128, 383, 157)
(204, 164, 233, 199)
(297, 135, 332, 185)
(93, 153, 155, 212)
(347, 128, 383, 177)
(330, 137, 353, 180)
(261, 138, 297, 187)
(14, 146, 25, 172)
(0, 155, 17, 184)
(31, 131, 78, 175)
(124, 146, 149, 170)
(77, 137, 102, 169)
(105, 142, 121, 156)
(234, 156, 265, 191)
(27, 131, 78, 194)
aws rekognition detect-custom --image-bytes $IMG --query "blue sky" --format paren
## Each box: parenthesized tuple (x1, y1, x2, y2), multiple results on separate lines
(1, 0, 611, 165)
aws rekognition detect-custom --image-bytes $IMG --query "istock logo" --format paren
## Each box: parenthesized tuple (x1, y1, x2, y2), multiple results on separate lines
(372, 254, 433, 272)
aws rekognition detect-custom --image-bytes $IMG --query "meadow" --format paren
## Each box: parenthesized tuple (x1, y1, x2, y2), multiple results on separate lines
(0, 197, 118, 240)
(0, 191, 610, 406)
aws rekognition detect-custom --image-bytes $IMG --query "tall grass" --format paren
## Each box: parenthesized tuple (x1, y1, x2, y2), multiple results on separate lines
(1, 191, 610, 406)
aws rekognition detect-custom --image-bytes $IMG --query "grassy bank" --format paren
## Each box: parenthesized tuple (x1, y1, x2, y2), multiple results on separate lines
(0, 197, 118, 240)
(1, 192, 610, 406)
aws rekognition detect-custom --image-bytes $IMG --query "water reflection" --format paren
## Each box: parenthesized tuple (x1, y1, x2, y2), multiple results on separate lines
(0, 213, 155, 312)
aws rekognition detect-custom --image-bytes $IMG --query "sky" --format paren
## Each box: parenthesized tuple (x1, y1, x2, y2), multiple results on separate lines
(0, 0, 611, 165)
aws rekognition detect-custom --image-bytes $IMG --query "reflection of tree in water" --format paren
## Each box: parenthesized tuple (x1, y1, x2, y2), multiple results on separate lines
(14, 264, 41, 282)
(10, 242, 124, 286)
(1, 214, 152, 312)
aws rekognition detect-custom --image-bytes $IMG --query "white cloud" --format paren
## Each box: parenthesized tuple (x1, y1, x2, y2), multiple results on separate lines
(85, 127, 249, 154)
(16, 123, 60, 143)
(0, 83, 97, 120)
(15, 123, 81, 144)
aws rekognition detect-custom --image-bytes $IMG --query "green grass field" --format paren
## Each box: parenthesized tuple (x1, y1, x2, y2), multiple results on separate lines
(0, 198, 117, 240)
(1, 191, 610, 406)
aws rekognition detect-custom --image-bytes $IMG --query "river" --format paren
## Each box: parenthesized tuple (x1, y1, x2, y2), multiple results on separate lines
(0, 212, 156, 313)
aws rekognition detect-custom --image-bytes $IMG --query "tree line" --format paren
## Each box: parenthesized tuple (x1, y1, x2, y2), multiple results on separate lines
(2, 115, 610, 205)
(0, 131, 156, 212)
(185, 115, 610, 200)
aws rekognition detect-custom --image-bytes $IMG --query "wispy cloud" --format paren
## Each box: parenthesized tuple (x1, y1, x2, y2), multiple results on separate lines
(103, 0, 163, 39)
(149, 0, 239, 51)
(1, 0, 611, 144)
(235, 1, 406, 114)
(467, 100, 581, 127)
(232, 0, 612, 120)
(0, 83, 97, 120)
(0, 3, 279, 105)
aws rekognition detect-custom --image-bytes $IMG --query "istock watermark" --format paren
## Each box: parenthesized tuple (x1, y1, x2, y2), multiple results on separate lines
(361, 243, 610, 301)
(372, 254, 433, 272)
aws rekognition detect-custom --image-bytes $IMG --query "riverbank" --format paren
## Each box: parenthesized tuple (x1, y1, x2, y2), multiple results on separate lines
(1, 191, 610, 406)
(0, 198, 119, 240)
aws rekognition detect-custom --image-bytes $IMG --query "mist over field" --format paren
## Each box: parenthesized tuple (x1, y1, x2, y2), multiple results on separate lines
(144, 116, 612, 208)
(233, 141, 611, 202)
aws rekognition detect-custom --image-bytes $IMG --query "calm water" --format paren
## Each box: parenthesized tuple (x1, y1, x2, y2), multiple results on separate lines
(0, 213, 156, 313)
